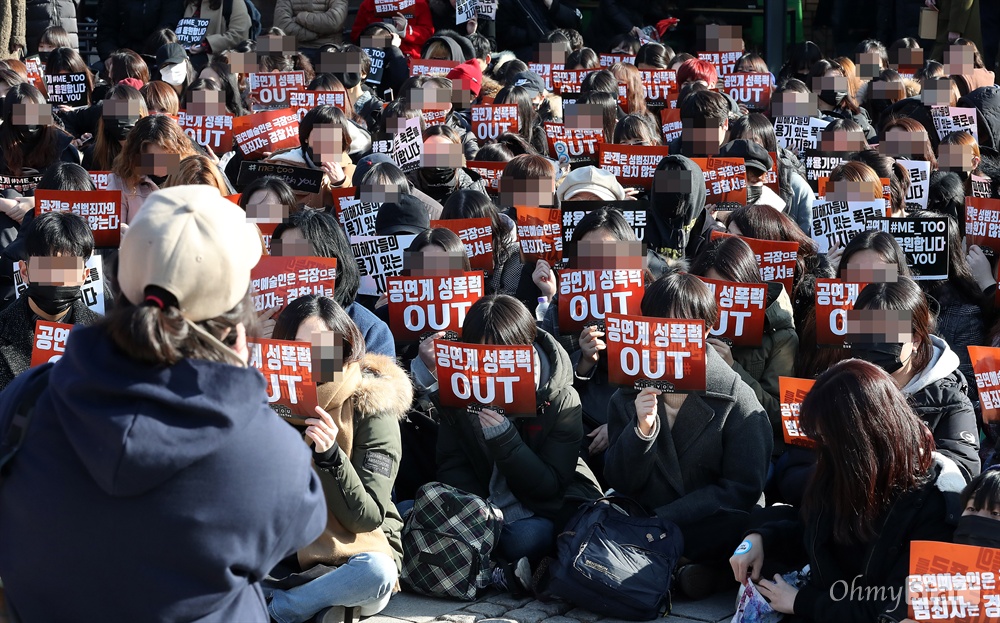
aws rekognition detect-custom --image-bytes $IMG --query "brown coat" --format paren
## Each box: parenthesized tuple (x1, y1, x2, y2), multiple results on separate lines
(274, 0, 347, 49)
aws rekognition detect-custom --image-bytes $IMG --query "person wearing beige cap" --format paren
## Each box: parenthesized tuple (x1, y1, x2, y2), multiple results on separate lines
(0, 185, 327, 623)
(556, 165, 629, 203)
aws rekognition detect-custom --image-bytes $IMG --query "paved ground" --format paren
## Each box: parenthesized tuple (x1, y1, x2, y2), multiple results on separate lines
(365, 587, 739, 623)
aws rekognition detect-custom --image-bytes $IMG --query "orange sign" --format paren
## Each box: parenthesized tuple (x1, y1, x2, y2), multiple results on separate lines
(30, 320, 73, 368)
(814, 278, 867, 346)
(697, 50, 742, 79)
(907, 540, 1000, 623)
(690, 157, 748, 204)
(250, 256, 338, 313)
(605, 314, 707, 392)
(966, 197, 1000, 257)
(709, 231, 798, 295)
(640, 70, 676, 106)
(386, 272, 485, 340)
(248, 71, 307, 109)
(247, 337, 319, 425)
(430, 217, 494, 271)
(470, 104, 520, 143)
(598, 143, 671, 190)
(557, 269, 645, 333)
(177, 112, 234, 155)
(435, 341, 537, 417)
(551, 68, 593, 95)
(722, 73, 772, 111)
(698, 276, 767, 346)
(232, 108, 300, 158)
(466, 160, 506, 195)
(765, 151, 780, 193)
(600, 54, 633, 67)
(289, 90, 347, 120)
(409, 59, 458, 77)
(969, 345, 1000, 423)
(779, 376, 816, 448)
(516, 206, 563, 264)
(660, 108, 682, 143)
(544, 122, 602, 165)
(34, 190, 123, 247)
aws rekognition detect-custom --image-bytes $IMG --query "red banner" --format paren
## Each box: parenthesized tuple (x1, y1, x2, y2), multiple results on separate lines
(544, 122, 601, 165)
(698, 276, 767, 346)
(232, 108, 300, 159)
(250, 256, 338, 313)
(557, 269, 645, 333)
(375, 0, 416, 13)
(386, 272, 485, 340)
(966, 197, 1000, 257)
(247, 337, 319, 425)
(598, 143, 670, 190)
(516, 206, 563, 264)
(690, 157, 748, 204)
(907, 541, 1000, 623)
(814, 278, 867, 346)
(969, 345, 1000, 423)
(697, 50, 742, 79)
(527, 62, 561, 92)
(34, 190, 123, 247)
(177, 112, 234, 155)
(709, 231, 798, 295)
(765, 151, 780, 193)
(470, 104, 520, 144)
(409, 59, 458, 77)
(466, 161, 505, 195)
(430, 217, 494, 271)
(640, 70, 676, 106)
(722, 72, 772, 111)
(605, 314, 707, 392)
(660, 108, 682, 143)
(289, 90, 347, 120)
(600, 54, 633, 67)
(779, 376, 816, 448)
(435, 340, 537, 417)
(248, 71, 307, 109)
(24, 56, 46, 94)
(30, 319, 73, 367)
(551, 68, 593, 95)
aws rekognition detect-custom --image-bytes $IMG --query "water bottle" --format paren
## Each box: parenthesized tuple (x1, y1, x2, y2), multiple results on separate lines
(535, 296, 549, 323)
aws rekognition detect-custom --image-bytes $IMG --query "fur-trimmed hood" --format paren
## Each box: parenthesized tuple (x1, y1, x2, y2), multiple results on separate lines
(353, 353, 414, 421)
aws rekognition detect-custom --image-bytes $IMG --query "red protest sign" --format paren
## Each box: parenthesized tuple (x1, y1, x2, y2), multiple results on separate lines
(250, 256, 338, 313)
(966, 197, 1000, 257)
(660, 108, 682, 143)
(969, 345, 1000, 423)
(722, 73, 772, 111)
(551, 68, 593, 95)
(516, 207, 563, 264)
(247, 337, 319, 425)
(257, 222, 277, 256)
(605, 314, 707, 392)
(466, 161, 506, 195)
(690, 157, 748, 204)
(430, 217, 494, 271)
(289, 90, 347, 120)
(698, 276, 767, 347)
(248, 71, 307, 110)
(544, 122, 601, 165)
(779, 376, 816, 449)
(640, 70, 676, 106)
(907, 540, 1000, 623)
(30, 320, 72, 367)
(557, 269, 644, 334)
(708, 231, 798, 295)
(386, 272, 486, 340)
(34, 190, 123, 247)
(375, 0, 416, 14)
(177, 112, 234, 155)
(600, 54, 633, 67)
(89, 171, 111, 190)
(470, 104, 520, 143)
(435, 340, 537, 417)
(697, 50, 742, 79)
(528, 62, 561, 92)
(24, 56, 46, 93)
(226, 193, 242, 205)
(814, 278, 867, 347)
(409, 59, 458, 77)
(765, 151, 780, 193)
(232, 108, 300, 158)
(598, 143, 670, 190)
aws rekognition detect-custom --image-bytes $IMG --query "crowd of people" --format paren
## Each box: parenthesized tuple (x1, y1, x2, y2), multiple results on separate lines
(0, 1, 997, 623)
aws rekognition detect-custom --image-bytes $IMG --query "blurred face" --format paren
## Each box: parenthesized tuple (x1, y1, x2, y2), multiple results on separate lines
(245, 189, 288, 223)
(573, 229, 643, 270)
(406, 244, 467, 276)
(842, 249, 899, 283)
(421, 135, 463, 170)
(294, 315, 346, 384)
(306, 124, 345, 163)
(22, 255, 88, 286)
(271, 227, 314, 256)
(140, 144, 181, 179)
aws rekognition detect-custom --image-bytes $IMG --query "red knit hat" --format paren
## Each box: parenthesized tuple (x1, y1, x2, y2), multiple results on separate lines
(447, 61, 483, 97)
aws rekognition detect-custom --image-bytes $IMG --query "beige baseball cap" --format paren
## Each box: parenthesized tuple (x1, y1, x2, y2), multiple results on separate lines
(118, 185, 262, 322)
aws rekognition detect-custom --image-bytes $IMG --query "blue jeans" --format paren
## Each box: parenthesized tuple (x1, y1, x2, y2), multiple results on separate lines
(266, 552, 397, 623)
(498, 516, 555, 565)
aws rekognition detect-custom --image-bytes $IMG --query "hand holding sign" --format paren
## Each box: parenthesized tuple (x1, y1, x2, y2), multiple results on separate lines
(303, 405, 340, 453)
(635, 386, 661, 437)
(532, 259, 556, 298)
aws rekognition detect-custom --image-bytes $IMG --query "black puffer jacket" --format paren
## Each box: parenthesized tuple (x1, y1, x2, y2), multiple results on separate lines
(496, 0, 581, 60)
(26, 0, 78, 55)
(97, 0, 184, 60)
(958, 86, 1000, 154)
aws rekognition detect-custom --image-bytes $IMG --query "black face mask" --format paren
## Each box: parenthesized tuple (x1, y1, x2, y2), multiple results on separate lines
(851, 342, 906, 374)
(421, 166, 456, 186)
(954, 515, 1000, 549)
(14, 125, 42, 142)
(747, 184, 763, 203)
(104, 117, 138, 142)
(38, 50, 51, 64)
(818, 89, 847, 107)
(148, 173, 168, 186)
(27, 283, 82, 316)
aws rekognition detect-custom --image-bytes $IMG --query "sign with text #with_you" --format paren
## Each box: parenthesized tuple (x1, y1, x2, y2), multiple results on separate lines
(551, 68, 593, 96)
(89, 171, 111, 190)
(435, 341, 536, 417)
(722, 72, 772, 111)
(289, 90, 347, 121)
(476, 0, 497, 19)
(660, 108, 682, 144)
(30, 320, 73, 368)
(250, 256, 338, 313)
(249, 72, 307, 110)
(605, 314, 707, 392)
(34, 190, 122, 248)
(232, 108, 300, 159)
(430, 217, 494, 271)
(177, 112, 234, 155)
(965, 196, 1000, 258)
(600, 54, 634, 68)
(557, 269, 645, 334)
(898, 158, 931, 210)
(466, 160, 505, 195)
(387, 272, 485, 340)
(930, 105, 978, 142)
(470, 104, 520, 144)
(696, 51, 742, 79)
(639, 70, 676, 108)
(516, 206, 563, 264)
(456, 0, 476, 24)
(351, 234, 416, 296)
(561, 200, 648, 245)
(697, 276, 767, 347)
(175, 17, 210, 47)
(906, 540, 1000, 623)
(778, 376, 816, 449)
(814, 278, 868, 347)
(810, 198, 889, 254)
(409, 59, 459, 78)
(544, 123, 602, 166)
(709, 230, 799, 295)
(598, 143, 671, 190)
(364, 47, 386, 85)
(972, 175, 992, 199)
(804, 150, 848, 194)
(528, 62, 562, 92)
(247, 337, 319, 425)
(969, 345, 1000, 423)
(774, 116, 829, 159)
(869, 217, 949, 280)
(337, 198, 380, 238)
(375, 0, 416, 14)
(689, 157, 748, 205)
(237, 161, 323, 194)
(45, 72, 89, 106)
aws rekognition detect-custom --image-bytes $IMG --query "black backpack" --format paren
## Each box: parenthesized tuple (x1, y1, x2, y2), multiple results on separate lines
(224, 0, 263, 41)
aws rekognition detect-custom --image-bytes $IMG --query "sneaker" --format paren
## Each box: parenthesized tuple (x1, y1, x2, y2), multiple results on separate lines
(675, 563, 734, 601)
(492, 557, 532, 597)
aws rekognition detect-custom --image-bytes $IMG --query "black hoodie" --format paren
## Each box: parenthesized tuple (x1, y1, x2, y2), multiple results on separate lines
(644, 154, 709, 260)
